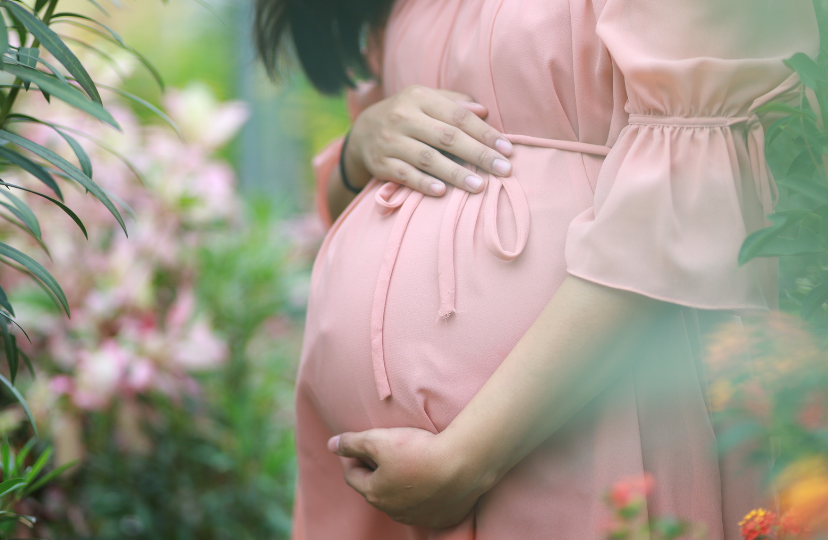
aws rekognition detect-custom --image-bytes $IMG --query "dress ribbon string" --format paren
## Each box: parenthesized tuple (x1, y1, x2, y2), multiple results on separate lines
(370, 133, 611, 400)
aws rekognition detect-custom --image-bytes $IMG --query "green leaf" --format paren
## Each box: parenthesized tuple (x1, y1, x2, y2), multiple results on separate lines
(776, 174, 828, 205)
(17, 439, 36, 468)
(18, 349, 33, 379)
(0, 316, 16, 384)
(0, 63, 118, 129)
(5, 9, 28, 51)
(802, 281, 828, 319)
(16, 48, 38, 69)
(0, 312, 30, 345)
(34, 0, 50, 11)
(757, 101, 816, 119)
(24, 448, 50, 484)
(2, 439, 12, 476)
(1, 1, 101, 104)
(0, 242, 68, 316)
(51, 13, 126, 46)
(0, 374, 36, 438)
(785, 53, 827, 91)
(0, 130, 125, 235)
(25, 460, 74, 495)
(739, 210, 812, 264)
(15, 48, 39, 91)
(0, 10, 8, 58)
(99, 84, 181, 138)
(0, 479, 26, 499)
(0, 182, 86, 238)
(0, 283, 13, 316)
(0, 190, 40, 239)
(0, 144, 62, 200)
(61, 24, 164, 91)
(747, 226, 827, 258)
(6, 114, 92, 180)
(83, 0, 109, 15)
(56, 34, 127, 80)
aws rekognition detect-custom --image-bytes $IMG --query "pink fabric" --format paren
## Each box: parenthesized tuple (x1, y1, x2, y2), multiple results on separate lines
(295, 0, 819, 539)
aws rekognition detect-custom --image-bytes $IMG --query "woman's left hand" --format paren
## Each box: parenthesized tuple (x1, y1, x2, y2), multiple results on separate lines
(328, 427, 494, 528)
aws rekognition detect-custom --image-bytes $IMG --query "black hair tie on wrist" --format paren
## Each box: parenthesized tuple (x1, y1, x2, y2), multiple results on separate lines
(339, 130, 363, 195)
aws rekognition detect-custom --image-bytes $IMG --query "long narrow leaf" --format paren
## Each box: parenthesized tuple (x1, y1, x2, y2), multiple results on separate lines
(0, 130, 126, 235)
(0, 10, 8, 57)
(0, 374, 36, 438)
(83, 0, 109, 15)
(6, 114, 92, 180)
(56, 35, 127, 81)
(0, 316, 16, 383)
(25, 460, 75, 494)
(0, 283, 13, 316)
(99, 84, 181, 138)
(2, 1, 101, 104)
(0, 182, 87, 238)
(0, 145, 63, 199)
(59, 24, 164, 90)
(0, 242, 68, 315)
(18, 348, 33, 378)
(50, 14, 126, 46)
(0, 190, 39, 238)
(0, 63, 118, 129)
(24, 448, 50, 483)
(0, 478, 26, 498)
(0, 312, 31, 345)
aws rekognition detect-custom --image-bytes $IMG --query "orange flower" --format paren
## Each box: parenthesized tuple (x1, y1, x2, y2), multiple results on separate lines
(778, 511, 806, 539)
(781, 476, 828, 533)
(739, 509, 777, 540)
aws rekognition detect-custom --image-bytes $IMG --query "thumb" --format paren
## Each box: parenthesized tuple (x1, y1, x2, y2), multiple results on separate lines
(328, 431, 378, 462)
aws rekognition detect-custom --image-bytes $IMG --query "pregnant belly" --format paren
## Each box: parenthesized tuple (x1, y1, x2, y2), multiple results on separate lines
(297, 146, 596, 435)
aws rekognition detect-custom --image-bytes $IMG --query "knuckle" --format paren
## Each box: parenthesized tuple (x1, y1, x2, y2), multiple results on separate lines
(481, 127, 500, 145)
(387, 109, 408, 126)
(407, 85, 426, 99)
(438, 126, 458, 147)
(476, 147, 493, 167)
(395, 167, 409, 183)
(449, 166, 463, 185)
(417, 148, 436, 168)
(452, 106, 472, 127)
(378, 128, 395, 145)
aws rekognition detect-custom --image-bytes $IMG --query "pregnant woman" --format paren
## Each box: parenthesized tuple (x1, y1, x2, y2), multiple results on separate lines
(254, 1, 818, 538)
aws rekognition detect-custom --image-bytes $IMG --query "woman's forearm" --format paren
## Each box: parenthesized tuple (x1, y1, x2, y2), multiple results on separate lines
(439, 275, 664, 490)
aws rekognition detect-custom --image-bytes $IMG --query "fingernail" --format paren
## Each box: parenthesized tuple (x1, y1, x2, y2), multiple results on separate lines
(459, 100, 483, 108)
(327, 435, 341, 453)
(493, 158, 511, 175)
(430, 183, 445, 195)
(495, 138, 513, 156)
(465, 175, 483, 191)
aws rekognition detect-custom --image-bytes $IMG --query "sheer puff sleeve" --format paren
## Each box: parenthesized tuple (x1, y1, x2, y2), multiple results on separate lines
(565, 0, 819, 310)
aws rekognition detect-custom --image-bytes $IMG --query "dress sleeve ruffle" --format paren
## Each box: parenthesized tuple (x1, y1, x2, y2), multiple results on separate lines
(565, 0, 819, 311)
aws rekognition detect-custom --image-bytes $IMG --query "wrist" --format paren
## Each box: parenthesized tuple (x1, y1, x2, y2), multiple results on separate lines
(435, 425, 505, 497)
(341, 129, 371, 191)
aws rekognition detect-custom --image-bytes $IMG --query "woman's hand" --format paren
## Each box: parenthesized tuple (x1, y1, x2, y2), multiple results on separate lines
(344, 85, 514, 196)
(328, 427, 495, 528)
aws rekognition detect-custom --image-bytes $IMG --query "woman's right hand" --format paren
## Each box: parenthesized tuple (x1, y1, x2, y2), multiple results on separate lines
(343, 85, 514, 196)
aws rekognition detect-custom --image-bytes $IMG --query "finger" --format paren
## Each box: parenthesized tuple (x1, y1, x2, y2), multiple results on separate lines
(394, 138, 486, 193)
(432, 89, 488, 118)
(329, 431, 383, 461)
(340, 457, 374, 496)
(421, 96, 514, 160)
(408, 119, 511, 180)
(372, 156, 447, 196)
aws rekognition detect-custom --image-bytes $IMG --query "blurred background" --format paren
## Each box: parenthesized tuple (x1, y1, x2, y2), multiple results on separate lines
(0, 1, 825, 539)
(0, 0, 350, 538)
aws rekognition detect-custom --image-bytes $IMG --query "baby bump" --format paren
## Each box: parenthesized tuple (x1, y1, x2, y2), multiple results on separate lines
(298, 146, 596, 435)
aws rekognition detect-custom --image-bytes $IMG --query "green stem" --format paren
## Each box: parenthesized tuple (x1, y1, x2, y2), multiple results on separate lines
(0, 0, 60, 127)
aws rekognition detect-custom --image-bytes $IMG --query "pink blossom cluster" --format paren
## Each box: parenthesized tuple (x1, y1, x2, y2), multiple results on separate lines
(0, 77, 249, 464)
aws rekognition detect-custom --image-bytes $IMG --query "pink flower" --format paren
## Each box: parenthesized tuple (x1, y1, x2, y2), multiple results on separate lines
(170, 320, 228, 371)
(49, 375, 74, 396)
(609, 473, 654, 509)
(72, 341, 129, 410)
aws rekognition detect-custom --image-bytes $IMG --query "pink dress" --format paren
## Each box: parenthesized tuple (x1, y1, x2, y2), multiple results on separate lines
(294, 0, 818, 538)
